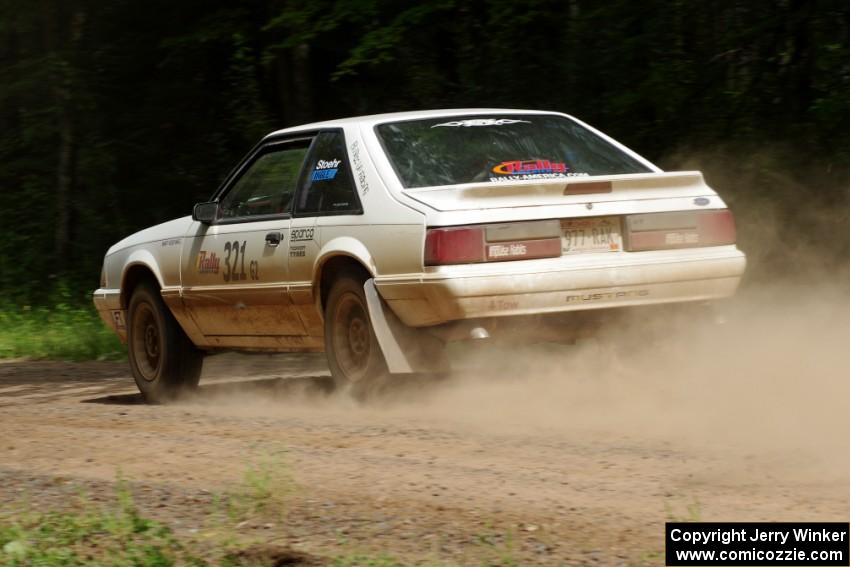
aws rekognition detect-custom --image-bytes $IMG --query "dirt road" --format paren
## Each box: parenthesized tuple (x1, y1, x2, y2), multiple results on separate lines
(2, 292, 849, 564)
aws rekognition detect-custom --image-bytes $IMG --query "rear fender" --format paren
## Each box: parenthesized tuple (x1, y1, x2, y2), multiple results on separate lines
(314, 237, 377, 308)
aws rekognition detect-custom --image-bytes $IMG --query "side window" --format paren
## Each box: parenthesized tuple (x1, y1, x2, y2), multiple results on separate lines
(295, 131, 362, 215)
(219, 141, 310, 220)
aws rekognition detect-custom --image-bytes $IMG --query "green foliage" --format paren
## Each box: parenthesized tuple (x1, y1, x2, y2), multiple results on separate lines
(332, 554, 404, 567)
(0, 482, 202, 567)
(0, 0, 848, 308)
(224, 450, 296, 522)
(0, 295, 125, 360)
(0, 460, 298, 567)
(664, 496, 703, 523)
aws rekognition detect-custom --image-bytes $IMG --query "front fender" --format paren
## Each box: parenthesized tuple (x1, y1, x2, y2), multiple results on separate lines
(122, 250, 166, 288)
(118, 249, 169, 309)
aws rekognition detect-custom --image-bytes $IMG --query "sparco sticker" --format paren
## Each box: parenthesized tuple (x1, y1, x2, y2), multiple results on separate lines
(290, 227, 315, 242)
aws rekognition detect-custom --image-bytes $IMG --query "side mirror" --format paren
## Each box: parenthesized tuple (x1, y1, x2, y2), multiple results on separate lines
(192, 202, 218, 224)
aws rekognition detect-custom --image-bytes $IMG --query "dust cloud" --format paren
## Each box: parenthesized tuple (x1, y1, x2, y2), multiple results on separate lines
(192, 281, 850, 487)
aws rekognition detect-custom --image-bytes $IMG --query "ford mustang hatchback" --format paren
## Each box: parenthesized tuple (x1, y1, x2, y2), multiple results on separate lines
(93, 109, 746, 401)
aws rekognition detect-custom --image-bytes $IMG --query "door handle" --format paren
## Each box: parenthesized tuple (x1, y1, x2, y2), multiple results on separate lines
(265, 232, 282, 247)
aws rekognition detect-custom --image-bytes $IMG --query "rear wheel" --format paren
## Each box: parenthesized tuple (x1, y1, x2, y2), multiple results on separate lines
(127, 282, 203, 402)
(324, 275, 389, 399)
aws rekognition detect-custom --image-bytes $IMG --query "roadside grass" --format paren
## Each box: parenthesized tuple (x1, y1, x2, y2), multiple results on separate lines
(665, 496, 703, 523)
(204, 449, 297, 541)
(0, 453, 537, 566)
(0, 302, 124, 361)
(622, 496, 705, 567)
(0, 454, 300, 567)
(0, 481, 203, 566)
(472, 528, 519, 567)
(331, 554, 404, 567)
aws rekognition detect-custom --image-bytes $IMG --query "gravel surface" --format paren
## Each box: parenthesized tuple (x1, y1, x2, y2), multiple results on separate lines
(2, 316, 848, 566)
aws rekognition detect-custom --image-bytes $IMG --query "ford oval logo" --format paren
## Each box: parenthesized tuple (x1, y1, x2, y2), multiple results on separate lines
(694, 197, 710, 206)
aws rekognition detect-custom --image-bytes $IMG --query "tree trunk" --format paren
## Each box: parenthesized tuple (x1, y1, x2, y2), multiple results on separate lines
(53, 100, 73, 271)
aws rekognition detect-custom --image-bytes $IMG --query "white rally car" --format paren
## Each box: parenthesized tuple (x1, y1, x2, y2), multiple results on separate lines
(93, 109, 746, 400)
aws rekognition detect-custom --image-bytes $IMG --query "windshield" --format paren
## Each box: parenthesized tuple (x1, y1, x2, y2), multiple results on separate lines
(375, 114, 653, 188)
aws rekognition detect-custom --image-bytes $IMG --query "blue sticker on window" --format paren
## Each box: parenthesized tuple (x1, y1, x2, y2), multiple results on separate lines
(311, 159, 341, 181)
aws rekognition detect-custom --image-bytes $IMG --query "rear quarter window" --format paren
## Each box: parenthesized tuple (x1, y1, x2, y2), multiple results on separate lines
(295, 131, 362, 215)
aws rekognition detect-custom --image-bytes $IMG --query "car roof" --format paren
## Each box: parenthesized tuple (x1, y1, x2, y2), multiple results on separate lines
(263, 108, 564, 139)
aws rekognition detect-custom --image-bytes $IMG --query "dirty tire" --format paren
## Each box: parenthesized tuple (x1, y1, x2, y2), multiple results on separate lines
(127, 282, 203, 402)
(324, 275, 389, 401)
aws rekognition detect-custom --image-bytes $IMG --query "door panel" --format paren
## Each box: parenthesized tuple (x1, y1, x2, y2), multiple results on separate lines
(180, 138, 314, 343)
(181, 219, 304, 338)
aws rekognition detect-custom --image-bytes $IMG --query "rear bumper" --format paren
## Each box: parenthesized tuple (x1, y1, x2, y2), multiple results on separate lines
(375, 246, 746, 327)
(92, 288, 126, 342)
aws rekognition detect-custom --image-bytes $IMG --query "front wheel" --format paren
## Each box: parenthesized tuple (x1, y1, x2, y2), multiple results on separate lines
(127, 282, 203, 402)
(324, 275, 389, 399)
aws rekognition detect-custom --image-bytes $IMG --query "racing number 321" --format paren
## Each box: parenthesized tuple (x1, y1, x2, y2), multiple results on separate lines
(223, 240, 259, 282)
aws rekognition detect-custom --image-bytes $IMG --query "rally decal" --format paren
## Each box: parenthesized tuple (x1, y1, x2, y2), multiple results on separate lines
(222, 240, 259, 282)
(349, 140, 370, 195)
(310, 159, 340, 181)
(489, 159, 589, 182)
(196, 251, 220, 274)
(492, 159, 568, 175)
(290, 227, 315, 242)
(432, 118, 530, 128)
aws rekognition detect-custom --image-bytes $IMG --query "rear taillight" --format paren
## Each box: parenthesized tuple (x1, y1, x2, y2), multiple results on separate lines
(697, 209, 737, 246)
(425, 220, 561, 266)
(626, 209, 736, 251)
(424, 227, 486, 265)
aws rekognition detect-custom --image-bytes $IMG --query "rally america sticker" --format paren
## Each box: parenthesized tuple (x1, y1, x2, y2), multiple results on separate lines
(489, 159, 589, 182)
(492, 159, 568, 175)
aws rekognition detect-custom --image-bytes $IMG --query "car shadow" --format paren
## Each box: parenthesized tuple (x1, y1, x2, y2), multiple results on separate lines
(81, 375, 336, 405)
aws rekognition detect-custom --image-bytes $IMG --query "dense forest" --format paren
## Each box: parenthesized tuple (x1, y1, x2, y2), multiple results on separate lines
(1, 0, 848, 303)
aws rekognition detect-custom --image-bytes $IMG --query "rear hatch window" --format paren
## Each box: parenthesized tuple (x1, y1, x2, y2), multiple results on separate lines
(375, 114, 652, 189)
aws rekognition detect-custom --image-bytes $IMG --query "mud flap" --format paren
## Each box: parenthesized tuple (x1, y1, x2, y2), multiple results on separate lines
(363, 279, 447, 374)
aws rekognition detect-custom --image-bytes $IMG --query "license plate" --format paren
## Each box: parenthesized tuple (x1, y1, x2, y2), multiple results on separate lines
(561, 216, 622, 254)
